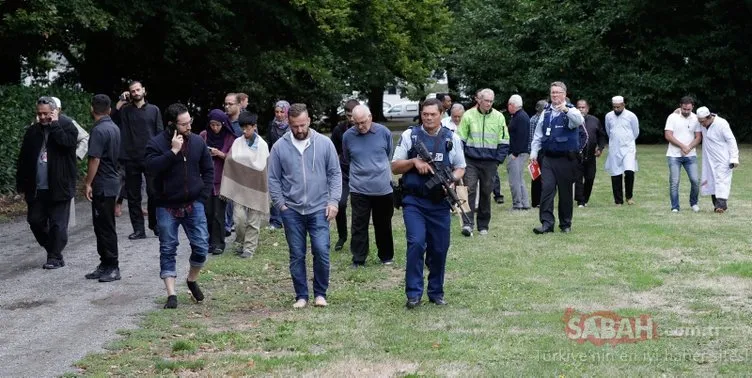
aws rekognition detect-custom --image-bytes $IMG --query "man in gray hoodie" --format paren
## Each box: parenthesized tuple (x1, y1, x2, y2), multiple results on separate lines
(268, 103, 342, 309)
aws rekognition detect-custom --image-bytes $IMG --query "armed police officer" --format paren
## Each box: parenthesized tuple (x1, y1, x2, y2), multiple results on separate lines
(529, 81, 584, 234)
(392, 98, 466, 309)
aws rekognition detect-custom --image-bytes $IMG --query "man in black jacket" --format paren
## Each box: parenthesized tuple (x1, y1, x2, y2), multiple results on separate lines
(329, 99, 359, 251)
(113, 81, 163, 240)
(145, 103, 213, 309)
(16, 96, 79, 269)
(574, 99, 607, 207)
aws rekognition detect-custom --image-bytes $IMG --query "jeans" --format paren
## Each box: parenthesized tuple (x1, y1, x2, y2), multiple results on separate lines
(92, 195, 118, 267)
(27, 190, 71, 261)
(403, 197, 450, 300)
(156, 201, 209, 279)
(281, 208, 331, 300)
(506, 153, 530, 208)
(350, 192, 394, 264)
(668, 156, 699, 210)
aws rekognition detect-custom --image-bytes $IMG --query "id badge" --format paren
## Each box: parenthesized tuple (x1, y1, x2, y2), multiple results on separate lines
(545, 127, 551, 136)
(41, 151, 48, 163)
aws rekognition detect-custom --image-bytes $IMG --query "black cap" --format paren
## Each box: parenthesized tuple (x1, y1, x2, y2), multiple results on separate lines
(238, 111, 258, 126)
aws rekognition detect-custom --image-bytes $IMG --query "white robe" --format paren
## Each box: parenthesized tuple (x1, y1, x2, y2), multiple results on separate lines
(701, 116, 739, 199)
(604, 109, 639, 175)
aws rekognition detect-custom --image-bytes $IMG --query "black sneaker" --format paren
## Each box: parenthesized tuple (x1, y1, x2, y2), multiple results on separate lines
(164, 295, 178, 309)
(429, 297, 447, 305)
(128, 231, 146, 240)
(98, 267, 121, 282)
(212, 248, 224, 255)
(187, 280, 204, 302)
(495, 196, 504, 204)
(406, 297, 421, 309)
(42, 259, 65, 269)
(85, 265, 106, 279)
(334, 239, 346, 251)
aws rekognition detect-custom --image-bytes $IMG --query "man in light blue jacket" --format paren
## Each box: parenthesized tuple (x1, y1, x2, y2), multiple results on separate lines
(268, 103, 342, 309)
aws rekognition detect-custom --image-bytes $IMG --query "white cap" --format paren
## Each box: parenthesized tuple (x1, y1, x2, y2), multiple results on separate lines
(51, 96, 61, 108)
(696, 106, 710, 118)
(611, 96, 624, 104)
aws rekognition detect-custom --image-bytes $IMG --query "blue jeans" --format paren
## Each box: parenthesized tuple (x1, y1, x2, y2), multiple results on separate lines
(403, 197, 450, 301)
(269, 205, 283, 228)
(281, 208, 330, 300)
(668, 156, 699, 210)
(156, 201, 209, 279)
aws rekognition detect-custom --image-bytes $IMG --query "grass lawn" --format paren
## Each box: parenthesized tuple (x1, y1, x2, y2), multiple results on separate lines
(71, 144, 752, 376)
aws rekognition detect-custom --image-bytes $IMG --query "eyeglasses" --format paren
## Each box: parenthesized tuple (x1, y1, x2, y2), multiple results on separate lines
(176, 118, 193, 127)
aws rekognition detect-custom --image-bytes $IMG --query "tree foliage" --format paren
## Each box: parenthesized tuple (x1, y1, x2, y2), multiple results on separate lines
(448, 0, 752, 141)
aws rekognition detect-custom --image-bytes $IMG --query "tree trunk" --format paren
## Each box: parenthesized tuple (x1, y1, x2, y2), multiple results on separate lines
(368, 86, 385, 122)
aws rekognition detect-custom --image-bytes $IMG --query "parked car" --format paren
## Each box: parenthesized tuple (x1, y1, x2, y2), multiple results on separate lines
(384, 102, 419, 120)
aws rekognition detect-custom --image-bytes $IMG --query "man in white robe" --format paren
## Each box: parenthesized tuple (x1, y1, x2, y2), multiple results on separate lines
(697, 107, 739, 213)
(604, 95, 639, 206)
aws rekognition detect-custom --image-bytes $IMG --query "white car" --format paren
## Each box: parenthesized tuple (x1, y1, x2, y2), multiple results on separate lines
(384, 102, 419, 120)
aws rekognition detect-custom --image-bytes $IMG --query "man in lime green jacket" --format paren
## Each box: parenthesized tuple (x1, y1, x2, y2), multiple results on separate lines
(457, 88, 510, 236)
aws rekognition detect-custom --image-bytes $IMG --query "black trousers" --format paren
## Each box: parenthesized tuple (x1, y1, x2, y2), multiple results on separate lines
(124, 160, 156, 233)
(27, 190, 71, 261)
(335, 178, 350, 241)
(464, 158, 497, 230)
(611, 171, 635, 204)
(539, 155, 577, 230)
(350, 192, 394, 264)
(204, 195, 227, 250)
(531, 178, 542, 208)
(575, 158, 597, 205)
(92, 195, 118, 267)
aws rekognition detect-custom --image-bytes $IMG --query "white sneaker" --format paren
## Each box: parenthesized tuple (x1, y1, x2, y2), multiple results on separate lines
(691, 205, 700, 212)
(671, 209, 679, 213)
(578, 205, 585, 208)
(479, 230, 489, 236)
(292, 299, 307, 309)
(314, 296, 328, 307)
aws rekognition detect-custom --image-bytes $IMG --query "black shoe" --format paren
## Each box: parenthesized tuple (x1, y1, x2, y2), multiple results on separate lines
(533, 226, 554, 235)
(495, 196, 504, 204)
(429, 297, 447, 306)
(164, 295, 178, 309)
(128, 231, 146, 240)
(42, 259, 65, 269)
(98, 267, 121, 282)
(187, 280, 204, 302)
(85, 264, 106, 279)
(406, 297, 421, 309)
(351, 262, 365, 269)
(560, 227, 572, 234)
(212, 248, 224, 255)
(334, 239, 346, 251)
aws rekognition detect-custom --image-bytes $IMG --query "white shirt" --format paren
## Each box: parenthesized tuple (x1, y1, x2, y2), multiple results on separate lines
(440, 117, 458, 132)
(291, 135, 310, 154)
(665, 112, 701, 157)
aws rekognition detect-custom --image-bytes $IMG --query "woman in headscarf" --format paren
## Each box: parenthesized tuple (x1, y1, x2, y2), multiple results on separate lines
(266, 100, 290, 230)
(199, 109, 236, 254)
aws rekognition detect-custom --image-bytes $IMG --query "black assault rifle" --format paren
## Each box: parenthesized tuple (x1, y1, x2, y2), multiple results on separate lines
(413, 140, 471, 225)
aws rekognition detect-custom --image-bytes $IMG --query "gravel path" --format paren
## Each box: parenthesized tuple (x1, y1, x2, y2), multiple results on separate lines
(0, 199, 194, 377)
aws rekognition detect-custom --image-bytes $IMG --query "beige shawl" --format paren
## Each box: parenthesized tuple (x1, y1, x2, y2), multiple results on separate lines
(220, 135, 270, 213)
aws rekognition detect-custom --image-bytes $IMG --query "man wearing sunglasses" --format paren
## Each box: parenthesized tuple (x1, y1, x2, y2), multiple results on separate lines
(16, 96, 79, 269)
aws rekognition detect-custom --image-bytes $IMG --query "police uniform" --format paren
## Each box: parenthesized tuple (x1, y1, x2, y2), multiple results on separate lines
(392, 125, 466, 303)
(530, 104, 584, 233)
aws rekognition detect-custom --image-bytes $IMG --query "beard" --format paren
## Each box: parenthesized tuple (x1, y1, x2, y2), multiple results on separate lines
(293, 130, 309, 140)
(614, 110, 623, 116)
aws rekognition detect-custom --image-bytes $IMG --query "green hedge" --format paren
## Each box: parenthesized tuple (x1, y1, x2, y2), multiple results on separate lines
(0, 85, 94, 193)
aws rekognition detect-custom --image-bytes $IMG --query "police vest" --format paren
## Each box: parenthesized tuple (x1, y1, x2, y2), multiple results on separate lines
(540, 104, 579, 153)
(402, 125, 453, 197)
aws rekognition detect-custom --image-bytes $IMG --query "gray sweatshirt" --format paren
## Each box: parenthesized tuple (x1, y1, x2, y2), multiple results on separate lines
(268, 129, 342, 215)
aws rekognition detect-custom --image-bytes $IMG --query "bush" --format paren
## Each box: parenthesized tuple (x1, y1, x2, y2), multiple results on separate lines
(0, 85, 94, 193)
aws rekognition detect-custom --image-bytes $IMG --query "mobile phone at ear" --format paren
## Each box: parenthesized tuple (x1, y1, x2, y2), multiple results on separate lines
(729, 163, 735, 169)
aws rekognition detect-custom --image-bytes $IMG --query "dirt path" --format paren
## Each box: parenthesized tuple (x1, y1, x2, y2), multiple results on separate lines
(0, 199, 194, 377)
